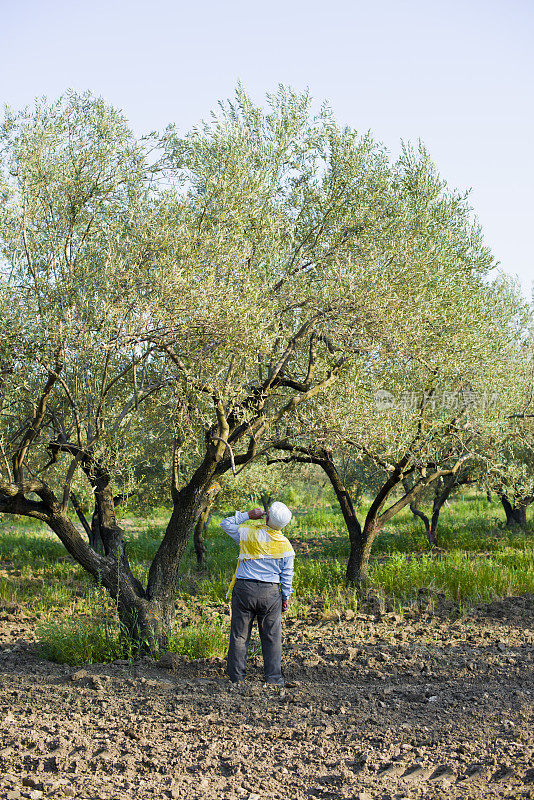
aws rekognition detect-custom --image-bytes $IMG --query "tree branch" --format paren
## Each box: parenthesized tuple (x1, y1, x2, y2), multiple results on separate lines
(61, 448, 85, 511)
(379, 454, 471, 526)
(266, 356, 345, 427)
(12, 358, 62, 481)
(43, 366, 83, 447)
(69, 491, 92, 537)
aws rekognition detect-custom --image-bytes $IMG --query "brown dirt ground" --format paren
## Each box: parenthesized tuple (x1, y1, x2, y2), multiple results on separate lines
(0, 594, 533, 800)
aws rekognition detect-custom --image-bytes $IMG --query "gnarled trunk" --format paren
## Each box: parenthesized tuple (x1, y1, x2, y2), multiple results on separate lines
(345, 460, 411, 586)
(45, 501, 169, 646)
(0, 476, 171, 649)
(118, 596, 176, 647)
(499, 495, 530, 528)
(344, 454, 454, 584)
(90, 507, 104, 552)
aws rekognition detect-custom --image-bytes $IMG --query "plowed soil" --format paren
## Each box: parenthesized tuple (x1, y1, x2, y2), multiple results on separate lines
(1, 594, 533, 800)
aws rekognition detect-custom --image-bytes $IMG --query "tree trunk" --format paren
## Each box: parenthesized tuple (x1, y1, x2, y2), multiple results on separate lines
(44, 504, 170, 646)
(428, 474, 457, 544)
(346, 519, 379, 585)
(408, 500, 433, 544)
(344, 453, 453, 583)
(88, 492, 126, 553)
(193, 484, 220, 568)
(90, 507, 104, 552)
(193, 512, 209, 568)
(146, 454, 222, 636)
(0, 478, 159, 641)
(403, 479, 433, 545)
(499, 495, 529, 528)
(405, 473, 459, 547)
(277, 446, 397, 587)
(511, 504, 528, 528)
(316, 454, 375, 586)
(117, 596, 176, 646)
(1, 446, 226, 648)
(344, 457, 414, 585)
(69, 492, 92, 539)
(145, 497, 200, 634)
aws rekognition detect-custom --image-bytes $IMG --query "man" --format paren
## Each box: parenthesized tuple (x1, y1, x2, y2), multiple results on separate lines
(221, 501, 295, 685)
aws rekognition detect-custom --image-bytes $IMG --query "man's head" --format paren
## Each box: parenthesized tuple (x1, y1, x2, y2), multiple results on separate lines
(266, 501, 292, 530)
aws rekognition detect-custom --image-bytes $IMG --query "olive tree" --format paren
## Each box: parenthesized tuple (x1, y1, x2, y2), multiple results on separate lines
(0, 92, 174, 637)
(266, 138, 528, 584)
(0, 87, 397, 641)
(487, 399, 534, 528)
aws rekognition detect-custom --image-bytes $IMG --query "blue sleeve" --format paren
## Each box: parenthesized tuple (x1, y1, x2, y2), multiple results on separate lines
(220, 510, 249, 544)
(280, 555, 294, 598)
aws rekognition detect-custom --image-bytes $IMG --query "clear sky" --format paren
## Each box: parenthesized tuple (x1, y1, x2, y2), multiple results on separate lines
(1, 0, 533, 298)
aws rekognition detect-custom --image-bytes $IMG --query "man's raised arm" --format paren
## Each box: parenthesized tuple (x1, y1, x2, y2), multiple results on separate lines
(220, 508, 264, 542)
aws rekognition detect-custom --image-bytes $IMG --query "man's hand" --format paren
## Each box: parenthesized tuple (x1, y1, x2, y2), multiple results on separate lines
(247, 508, 265, 520)
(282, 597, 291, 612)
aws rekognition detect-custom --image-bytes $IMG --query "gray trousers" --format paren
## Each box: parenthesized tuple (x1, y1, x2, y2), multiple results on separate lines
(227, 579, 284, 684)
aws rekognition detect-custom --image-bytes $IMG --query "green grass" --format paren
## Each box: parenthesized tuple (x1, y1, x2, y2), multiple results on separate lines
(294, 508, 343, 531)
(37, 615, 229, 665)
(1, 489, 533, 665)
(38, 615, 130, 665)
(168, 621, 229, 660)
(372, 547, 534, 602)
(0, 526, 67, 565)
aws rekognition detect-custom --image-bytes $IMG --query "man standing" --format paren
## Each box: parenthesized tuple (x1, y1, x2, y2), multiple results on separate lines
(221, 502, 295, 685)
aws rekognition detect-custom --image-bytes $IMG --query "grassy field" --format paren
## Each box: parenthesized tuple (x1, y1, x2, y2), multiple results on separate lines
(0, 490, 532, 664)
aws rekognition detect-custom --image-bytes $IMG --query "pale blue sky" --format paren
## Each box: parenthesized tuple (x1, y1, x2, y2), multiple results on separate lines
(1, 0, 533, 298)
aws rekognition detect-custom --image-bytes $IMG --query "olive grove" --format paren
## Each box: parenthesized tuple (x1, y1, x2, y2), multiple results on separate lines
(0, 87, 530, 641)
